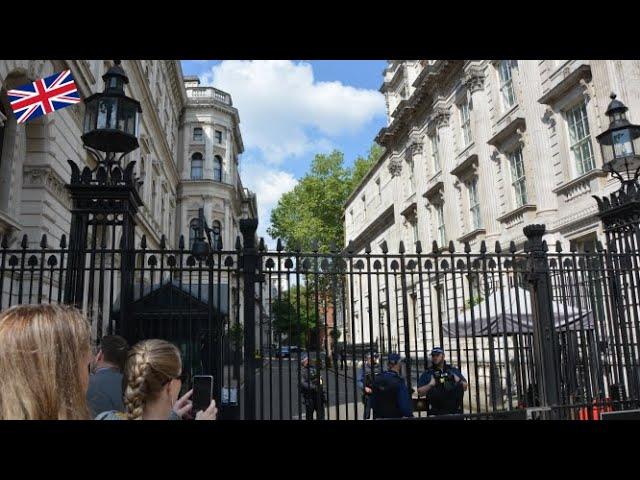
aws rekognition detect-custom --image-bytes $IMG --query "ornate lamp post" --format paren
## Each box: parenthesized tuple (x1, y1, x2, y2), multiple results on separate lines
(65, 60, 143, 339)
(596, 93, 640, 186)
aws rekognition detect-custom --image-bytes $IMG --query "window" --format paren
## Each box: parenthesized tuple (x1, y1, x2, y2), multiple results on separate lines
(212, 220, 222, 249)
(467, 177, 482, 230)
(498, 60, 516, 110)
(509, 147, 528, 207)
(566, 101, 595, 176)
(430, 133, 440, 174)
(213, 155, 223, 182)
(215, 130, 223, 144)
(191, 153, 203, 180)
(151, 180, 157, 216)
(409, 160, 415, 192)
(460, 99, 472, 147)
(189, 219, 200, 250)
(193, 127, 203, 142)
(435, 203, 446, 246)
(412, 220, 419, 243)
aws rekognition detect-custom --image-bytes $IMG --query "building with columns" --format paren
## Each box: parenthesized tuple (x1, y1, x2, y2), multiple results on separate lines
(343, 60, 640, 361)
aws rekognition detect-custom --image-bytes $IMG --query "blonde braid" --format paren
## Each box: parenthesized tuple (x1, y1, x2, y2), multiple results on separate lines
(123, 339, 182, 420)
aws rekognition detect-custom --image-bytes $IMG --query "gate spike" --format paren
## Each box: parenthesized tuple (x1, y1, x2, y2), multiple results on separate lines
(432, 240, 439, 254)
(178, 235, 185, 250)
(160, 235, 166, 250)
(555, 240, 562, 253)
(60, 234, 67, 249)
(1, 236, 8, 249)
(569, 241, 577, 253)
(294, 241, 302, 253)
(494, 240, 501, 253)
(235, 235, 242, 251)
(464, 241, 471, 253)
(448, 240, 455, 253)
(40, 234, 48, 249)
(480, 240, 487, 254)
(329, 241, 338, 253)
(346, 240, 355, 254)
(276, 238, 283, 252)
(542, 240, 549, 252)
(583, 242, 591, 253)
(258, 237, 266, 252)
(509, 241, 516, 253)
(216, 236, 223, 251)
(596, 241, 604, 252)
(415, 240, 422, 254)
(380, 241, 388, 254)
(311, 239, 319, 253)
(398, 241, 405, 254)
(365, 243, 371, 254)
(140, 235, 147, 249)
(21, 234, 28, 249)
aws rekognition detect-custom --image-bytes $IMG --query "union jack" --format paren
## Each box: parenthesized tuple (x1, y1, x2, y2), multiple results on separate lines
(7, 70, 81, 124)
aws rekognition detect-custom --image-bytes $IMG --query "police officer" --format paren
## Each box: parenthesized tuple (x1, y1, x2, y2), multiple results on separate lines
(417, 347, 468, 416)
(370, 353, 413, 419)
(357, 352, 379, 419)
(300, 352, 325, 420)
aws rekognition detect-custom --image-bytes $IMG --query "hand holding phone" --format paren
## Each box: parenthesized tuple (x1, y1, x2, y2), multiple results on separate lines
(192, 375, 214, 413)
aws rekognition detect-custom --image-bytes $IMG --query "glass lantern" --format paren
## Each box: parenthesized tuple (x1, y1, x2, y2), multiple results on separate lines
(596, 94, 640, 177)
(81, 60, 142, 154)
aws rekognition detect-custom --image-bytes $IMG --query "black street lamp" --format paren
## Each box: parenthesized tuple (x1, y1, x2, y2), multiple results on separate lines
(191, 207, 222, 260)
(82, 60, 142, 158)
(596, 93, 640, 186)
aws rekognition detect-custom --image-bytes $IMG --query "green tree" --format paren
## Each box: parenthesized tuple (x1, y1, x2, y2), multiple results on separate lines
(271, 285, 320, 348)
(268, 144, 383, 251)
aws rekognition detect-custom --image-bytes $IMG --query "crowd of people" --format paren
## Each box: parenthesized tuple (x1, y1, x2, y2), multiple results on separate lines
(0, 304, 216, 421)
(0, 303, 467, 420)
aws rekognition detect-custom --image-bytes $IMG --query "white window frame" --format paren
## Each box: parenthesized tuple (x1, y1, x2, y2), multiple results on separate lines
(460, 99, 472, 147)
(191, 153, 204, 180)
(430, 133, 441, 174)
(498, 60, 516, 111)
(509, 147, 528, 208)
(215, 130, 223, 144)
(467, 177, 482, 230)
(193, 126, 203, 142)
(565, 101, 595, 176)
(435, 203, 446, 246)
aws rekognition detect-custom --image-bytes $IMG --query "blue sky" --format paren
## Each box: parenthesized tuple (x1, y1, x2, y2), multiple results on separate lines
(180, 60, 387, 244)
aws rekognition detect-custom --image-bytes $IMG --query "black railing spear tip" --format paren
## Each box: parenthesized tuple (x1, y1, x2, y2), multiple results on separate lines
(555, 240, 562, 253)
(569, 241, 577, 253)
(217, 236, 223, 250)
(276, 238, 283, 252)
(464, 241, 471, 253)
(448, 240, 455, 253)
(258, 237, 265, 251)
(380, 240, 388, 254)
(329, 241, 338, 253)
(494, 240, 501, 253)
(160, 235, 166, 250)
(346, 240, 355, 254)
(178, 235, 185, 250)
(365, 243, 371, 254)
(542, 240, 548, 252)
(21, 234, 28, 249)
(311, 239, 319, 253)
(1, 236, 8, 249)
(509, 241, 516, 253)
(415, 240, 422, 254)
(60, 234, 66, 249)
(596, 240, 604, 252)
(40, 234, 47, 249)
(294, 241, 302, 253)
(480, 240, 487, 253)
(235, 235, 242, 251)
(140, 234, 147, 249)
(432, 240, 439, 254)
(398, 241, 405, 254)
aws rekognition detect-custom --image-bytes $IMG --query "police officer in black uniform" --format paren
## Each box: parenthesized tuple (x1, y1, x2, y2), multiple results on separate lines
(370, 353, 413, 419)
(417, 347, 468, 416)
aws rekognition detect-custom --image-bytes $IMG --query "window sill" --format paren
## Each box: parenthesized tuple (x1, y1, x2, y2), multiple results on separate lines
(552, 168, 607, 200)
(457, 228, 486, 244)
(456, 142, 476, 161)
(497, 204, 537, 228)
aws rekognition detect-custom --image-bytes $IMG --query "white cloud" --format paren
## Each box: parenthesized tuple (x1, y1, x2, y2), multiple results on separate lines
(239, 158, 298, 246)
(201, 60, 385, 165)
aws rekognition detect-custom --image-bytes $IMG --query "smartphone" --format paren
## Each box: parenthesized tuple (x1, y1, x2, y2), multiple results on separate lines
(192, 375, 213, 413)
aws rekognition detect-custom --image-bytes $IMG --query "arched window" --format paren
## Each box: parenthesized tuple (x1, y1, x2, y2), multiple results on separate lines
(191, 153, 203, 180)
(213, 155, 223, 182)
(189, 218, 200, 249)
(212, 220, 222, 249)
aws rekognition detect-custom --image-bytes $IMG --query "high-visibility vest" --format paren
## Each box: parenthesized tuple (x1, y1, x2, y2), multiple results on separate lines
(578, 398, 613, 420)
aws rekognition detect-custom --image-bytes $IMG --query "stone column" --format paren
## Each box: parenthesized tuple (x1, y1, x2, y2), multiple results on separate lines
(464, 65, 501, 241)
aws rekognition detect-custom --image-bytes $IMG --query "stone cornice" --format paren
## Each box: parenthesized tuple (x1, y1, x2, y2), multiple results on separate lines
(538, 64, 592, 105)
(22, 165, 71, 209)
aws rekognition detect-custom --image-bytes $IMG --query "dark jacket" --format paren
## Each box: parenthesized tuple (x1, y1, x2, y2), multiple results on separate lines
(300, 362, 323, 394)
(370, 370, 413, 418)
(87, 367, 124, 417)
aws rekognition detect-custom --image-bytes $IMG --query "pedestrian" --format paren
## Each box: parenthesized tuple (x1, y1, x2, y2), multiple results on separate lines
(370, 353, 413, 419)
(86, 334, 129, 417)
(0, 304, 93, 420)
(357, 352, 379, 419)
(340, 347, 347, 370)
(96, 339, 217, 420)
(299, 352, 325, 420)
(417, 347, 467, 416)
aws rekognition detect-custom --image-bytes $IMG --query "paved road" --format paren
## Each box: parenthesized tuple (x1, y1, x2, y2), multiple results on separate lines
(253, 356, 362, 420)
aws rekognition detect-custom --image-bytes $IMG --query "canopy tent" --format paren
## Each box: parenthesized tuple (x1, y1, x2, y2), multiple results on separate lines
(442, 286, 595, 337)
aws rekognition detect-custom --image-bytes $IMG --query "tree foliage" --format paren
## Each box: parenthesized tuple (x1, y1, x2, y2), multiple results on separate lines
(268, 143, 383, 251)
(271, 284, 321, 348)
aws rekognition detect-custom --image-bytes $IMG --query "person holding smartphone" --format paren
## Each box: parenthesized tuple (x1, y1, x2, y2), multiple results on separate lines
(96, 339, 217, 420)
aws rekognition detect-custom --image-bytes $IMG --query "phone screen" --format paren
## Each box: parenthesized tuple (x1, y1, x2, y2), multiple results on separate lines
(192, 375, 213, 412)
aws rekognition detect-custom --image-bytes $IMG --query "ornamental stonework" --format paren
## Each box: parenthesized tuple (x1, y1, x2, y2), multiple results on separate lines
(388, 158, 403, 177)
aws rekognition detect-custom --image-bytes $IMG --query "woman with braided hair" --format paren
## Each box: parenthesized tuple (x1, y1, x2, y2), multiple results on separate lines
(0, 304, 93, 420)
(97, 339, 217, 420)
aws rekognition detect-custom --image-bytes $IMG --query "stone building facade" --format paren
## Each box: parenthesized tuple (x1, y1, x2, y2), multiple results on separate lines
(343, 60, 640, 360)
